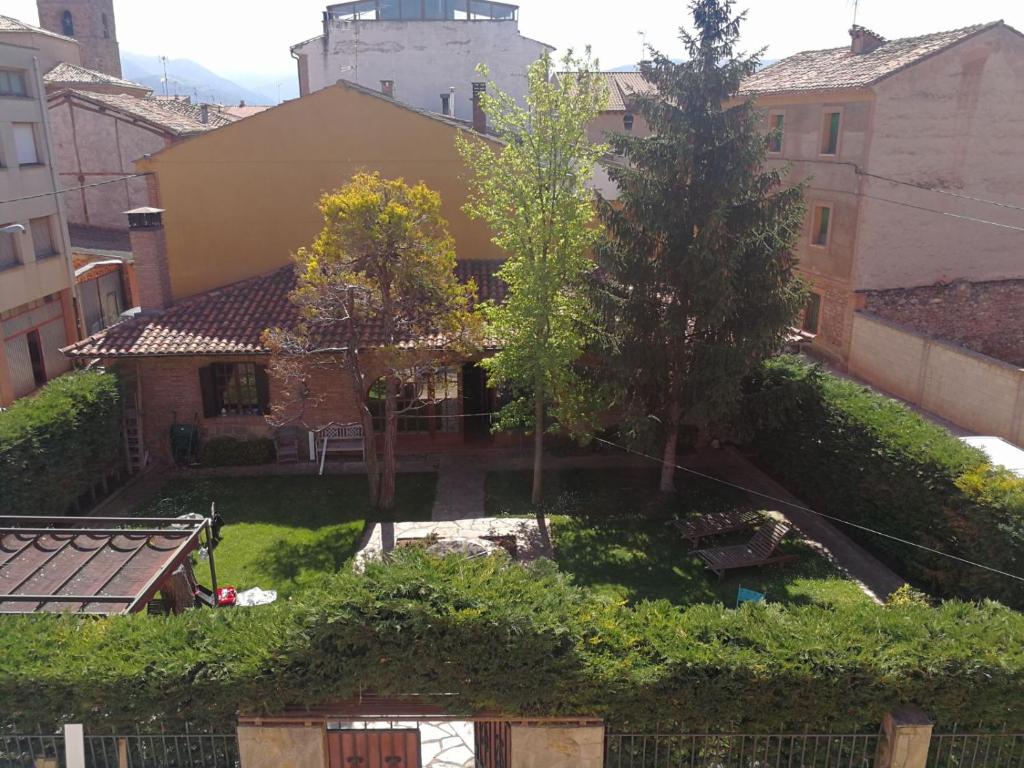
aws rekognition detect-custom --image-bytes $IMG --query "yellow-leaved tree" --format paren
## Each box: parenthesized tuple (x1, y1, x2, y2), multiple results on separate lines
(266, 172, 480, 509)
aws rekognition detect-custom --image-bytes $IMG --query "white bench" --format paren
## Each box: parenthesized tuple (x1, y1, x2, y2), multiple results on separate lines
(317, 423, 366, 475)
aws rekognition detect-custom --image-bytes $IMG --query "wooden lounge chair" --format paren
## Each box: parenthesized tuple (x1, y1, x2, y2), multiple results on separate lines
(671, 509, 763, 549)
(693, 519, 798, 579)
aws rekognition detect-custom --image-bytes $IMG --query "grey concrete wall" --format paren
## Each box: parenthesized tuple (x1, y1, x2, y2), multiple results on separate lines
(855, 25, 1024, 290)
(295, 20, 551, 121)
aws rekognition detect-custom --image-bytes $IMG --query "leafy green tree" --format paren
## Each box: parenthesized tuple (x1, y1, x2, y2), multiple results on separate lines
(267, 173, 479, 509)
(457, 50, 608, 509)
(595, 0, 806, 491)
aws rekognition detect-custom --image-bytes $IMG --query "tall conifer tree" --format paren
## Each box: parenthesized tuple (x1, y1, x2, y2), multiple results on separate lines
(596, 0, 806, 491)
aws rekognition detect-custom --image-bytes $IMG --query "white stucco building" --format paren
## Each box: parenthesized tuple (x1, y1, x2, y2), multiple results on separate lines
(291, 1, 552, 121)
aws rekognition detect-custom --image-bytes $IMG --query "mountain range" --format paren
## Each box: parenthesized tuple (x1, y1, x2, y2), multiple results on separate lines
(120, 52, 298, 106)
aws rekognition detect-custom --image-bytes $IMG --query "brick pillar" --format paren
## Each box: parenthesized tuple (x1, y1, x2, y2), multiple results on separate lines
(126, 208, 172, 310)
(876, 707, 933, 768)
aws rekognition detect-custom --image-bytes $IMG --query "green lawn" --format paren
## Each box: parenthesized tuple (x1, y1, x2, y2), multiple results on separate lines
(486, 468, 871, 608)
(136, 474, 436, 596)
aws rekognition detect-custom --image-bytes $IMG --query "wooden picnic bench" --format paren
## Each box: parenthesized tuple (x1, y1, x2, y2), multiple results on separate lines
(693, 519, 798, 579)
(671, 509, 763, 549)
(318, 423, 365, 475)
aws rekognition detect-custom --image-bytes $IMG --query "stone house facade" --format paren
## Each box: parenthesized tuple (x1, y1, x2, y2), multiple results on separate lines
(740, 21, 1024, 365)
(36, 0, 122, 79)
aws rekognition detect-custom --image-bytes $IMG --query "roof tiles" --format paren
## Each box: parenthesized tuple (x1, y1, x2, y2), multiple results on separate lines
(740, 22, 1005, 96)
(64, 261, 506, 359)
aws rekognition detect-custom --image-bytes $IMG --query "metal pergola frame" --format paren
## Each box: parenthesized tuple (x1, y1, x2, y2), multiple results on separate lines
(0, 515, 218, 615)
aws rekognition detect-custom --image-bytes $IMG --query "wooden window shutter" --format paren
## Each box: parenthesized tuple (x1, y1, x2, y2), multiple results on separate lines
(255, 365, 271, 414)
(199, 365, 219, 418)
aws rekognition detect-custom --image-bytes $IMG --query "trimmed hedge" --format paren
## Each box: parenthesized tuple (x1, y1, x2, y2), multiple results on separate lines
(0, 371, 121, 516)
(738, 357, 1024, 607)
(2, 551, 1023, 732)
(198, 437, 276, 467)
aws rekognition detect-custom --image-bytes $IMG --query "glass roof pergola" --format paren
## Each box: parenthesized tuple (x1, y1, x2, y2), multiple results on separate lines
(326, 0, 519, 22)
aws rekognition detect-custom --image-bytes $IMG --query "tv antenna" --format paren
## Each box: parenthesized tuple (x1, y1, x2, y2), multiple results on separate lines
(638, 30, 647, 66)
(852, 0, 861, 26)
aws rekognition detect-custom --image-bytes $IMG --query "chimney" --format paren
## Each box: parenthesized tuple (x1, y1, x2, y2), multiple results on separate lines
(849, 25, 885, 55)
(126, 207, 172, 311)
(440, 92, 451, 116)
(200, 103, 209, 124)
(472, 82, 486, 133)
(381, 79, 395, 98)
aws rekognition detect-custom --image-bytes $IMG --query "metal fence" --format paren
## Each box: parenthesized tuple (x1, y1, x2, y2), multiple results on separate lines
(83, 728, 239, 768)
(606, 733, 881, 768)
(0, 731, 65, 767)
(927, 732, 1024, 768)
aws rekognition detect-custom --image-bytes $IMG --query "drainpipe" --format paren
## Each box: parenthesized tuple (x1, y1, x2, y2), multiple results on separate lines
(34, 56, 84, 341)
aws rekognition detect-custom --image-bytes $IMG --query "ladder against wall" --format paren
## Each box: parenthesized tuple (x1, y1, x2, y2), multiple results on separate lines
(121, 366, 145, 474)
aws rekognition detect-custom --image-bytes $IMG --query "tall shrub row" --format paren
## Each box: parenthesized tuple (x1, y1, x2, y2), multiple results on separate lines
(738, 356, 1024, 607)
(2, 552, 1023, 732)
(0, 370, 122, 516)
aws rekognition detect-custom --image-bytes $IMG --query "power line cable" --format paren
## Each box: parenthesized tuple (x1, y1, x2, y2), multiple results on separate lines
(0, 173, 150, 206)
(808, 185, 1024, 233)
(591, 435, 1024, 585)
(790, 157, 1024, 214)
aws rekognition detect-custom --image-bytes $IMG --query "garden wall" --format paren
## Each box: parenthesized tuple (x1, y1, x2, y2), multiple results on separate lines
(847, 312, 1024, 445)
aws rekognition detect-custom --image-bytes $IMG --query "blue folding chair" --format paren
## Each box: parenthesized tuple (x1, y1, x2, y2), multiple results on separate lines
(736, 586, 766, 607)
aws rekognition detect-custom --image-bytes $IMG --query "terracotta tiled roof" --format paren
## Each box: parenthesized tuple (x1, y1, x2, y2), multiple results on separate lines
(558, 71, 656, 112)
(44, 63, 150, 93)
(740, 22, 1007, 96)
(0, 13, 76, 42)
(58, 90, 229, 136)
(224, 105, 271, 120)
(64, 260, 506, 359)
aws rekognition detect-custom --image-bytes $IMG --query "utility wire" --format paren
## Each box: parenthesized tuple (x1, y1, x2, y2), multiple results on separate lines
(0, 173, 150, 206)
(808, 185, 1024, 234)
(591, 435, 1024, 585)
(790, 157, 1024, 214)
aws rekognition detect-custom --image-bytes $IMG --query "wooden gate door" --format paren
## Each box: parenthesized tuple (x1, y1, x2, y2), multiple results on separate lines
(328, 730, 422, 768)
(475, 721, 511, 768)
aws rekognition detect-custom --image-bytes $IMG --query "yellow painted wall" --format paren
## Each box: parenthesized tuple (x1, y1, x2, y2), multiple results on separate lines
(139, 83, 506, 301)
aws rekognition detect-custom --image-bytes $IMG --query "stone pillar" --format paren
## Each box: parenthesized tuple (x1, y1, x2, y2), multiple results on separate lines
(237, 723, 326, 768)
(510, 725, 605, 768)
(876, 707, 934, 768)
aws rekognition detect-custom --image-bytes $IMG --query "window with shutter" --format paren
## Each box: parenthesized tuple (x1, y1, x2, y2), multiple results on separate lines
(200, 363, 271, 417)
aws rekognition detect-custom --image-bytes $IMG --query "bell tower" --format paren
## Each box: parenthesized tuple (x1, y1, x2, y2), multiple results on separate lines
(36, 0, 122, 78)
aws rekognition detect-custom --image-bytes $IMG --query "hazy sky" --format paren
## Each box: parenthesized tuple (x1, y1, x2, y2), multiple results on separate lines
(4, 0, 1023, 83)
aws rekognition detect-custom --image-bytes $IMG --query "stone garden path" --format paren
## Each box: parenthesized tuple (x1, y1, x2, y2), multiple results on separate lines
(431, 454, 487, 520)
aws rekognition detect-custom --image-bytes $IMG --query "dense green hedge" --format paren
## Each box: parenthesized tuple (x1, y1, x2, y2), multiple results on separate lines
(198, 437, 276, 467)
(0, 371, 121, 516)
(738, 356, 1024, 607)
(2, 551, 1023, 732)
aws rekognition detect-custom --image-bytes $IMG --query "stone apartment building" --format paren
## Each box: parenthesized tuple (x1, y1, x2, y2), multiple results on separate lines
(0, 39, 77, 406)
(291, 1, 552, 121)
(740, 21, 1024, 366)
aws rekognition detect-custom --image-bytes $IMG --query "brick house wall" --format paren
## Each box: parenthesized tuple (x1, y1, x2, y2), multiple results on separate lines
(124, 353, 479, 465)
(862, 279, 1024, 367)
